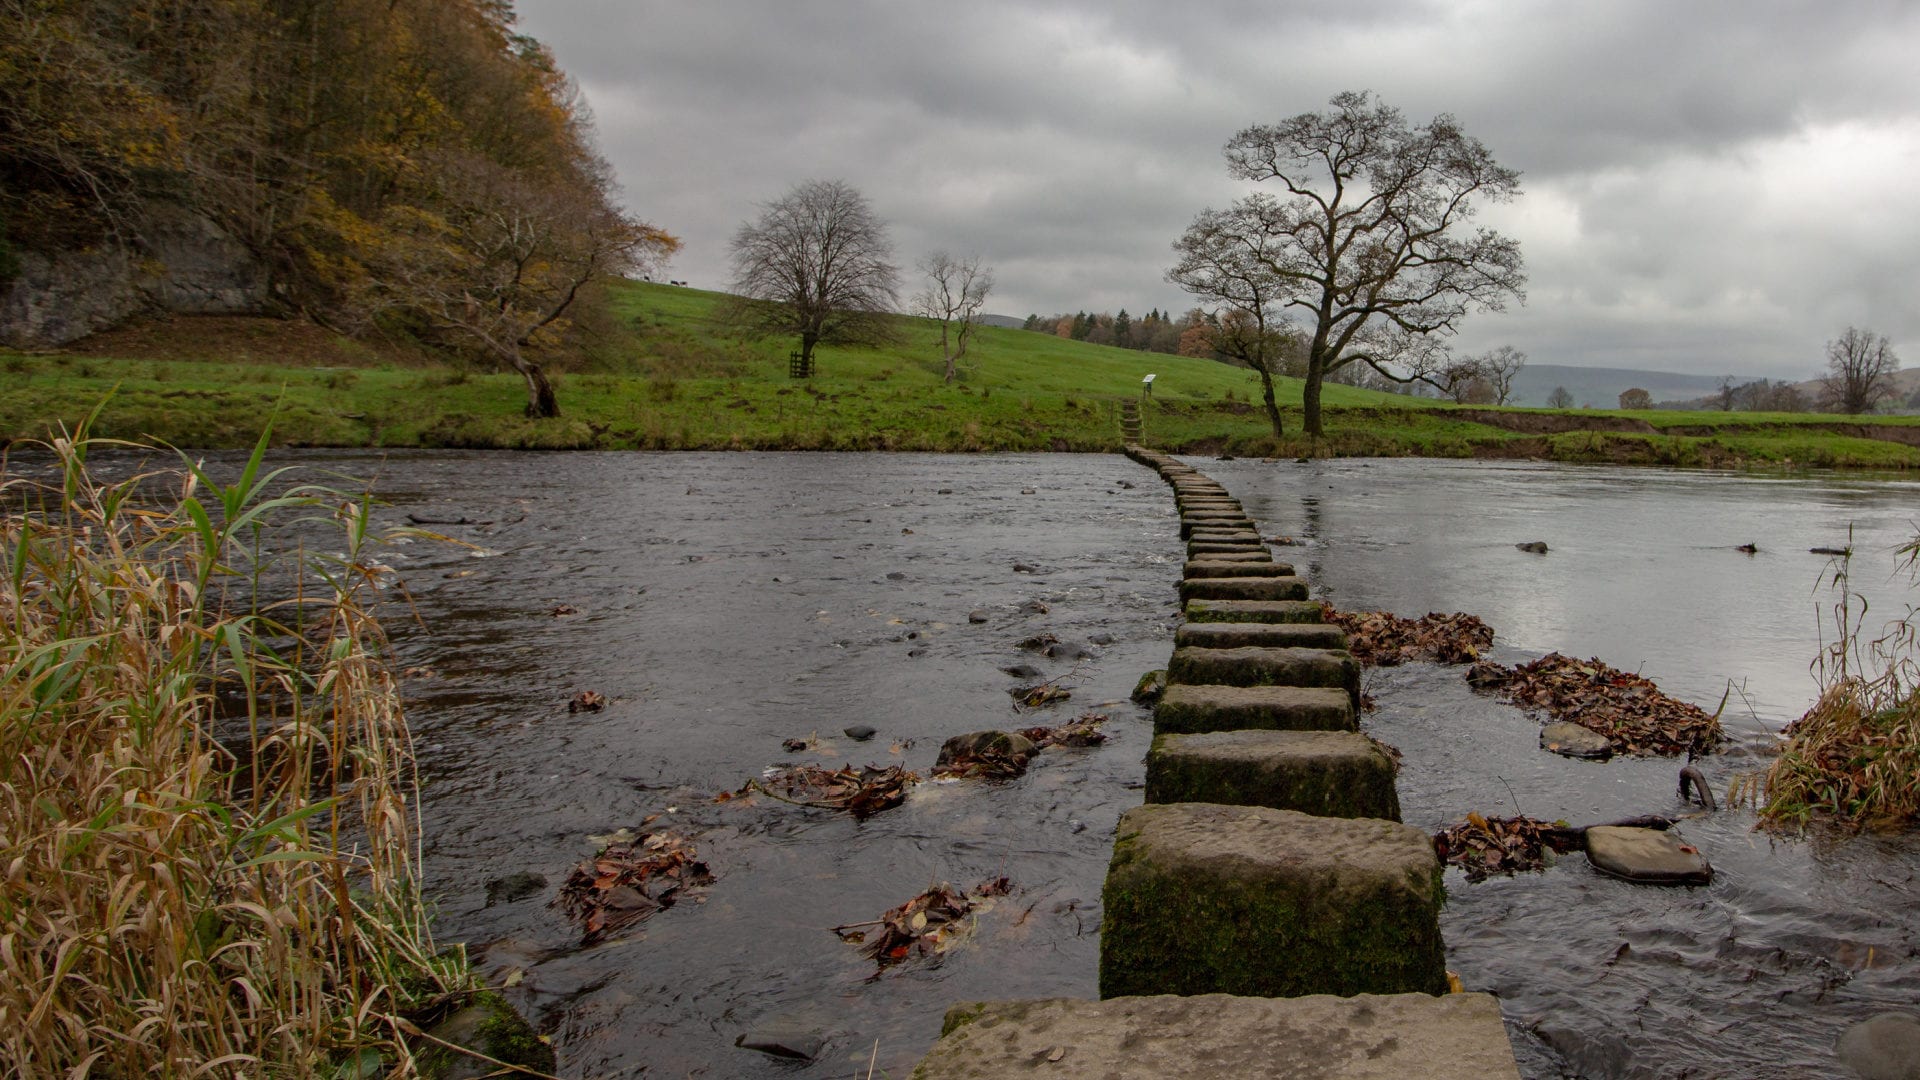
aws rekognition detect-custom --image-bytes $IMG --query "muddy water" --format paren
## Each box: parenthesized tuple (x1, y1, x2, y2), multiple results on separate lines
(56, 448, 1918, 1078)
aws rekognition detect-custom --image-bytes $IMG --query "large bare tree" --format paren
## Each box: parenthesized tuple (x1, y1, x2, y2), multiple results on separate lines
(727, 179, 898, 374)
(913, 250, 993, 383)
(1819, 326, 1901, 414)
(1478, 345, 1526, 406)
(1173, 91, 1526, 436)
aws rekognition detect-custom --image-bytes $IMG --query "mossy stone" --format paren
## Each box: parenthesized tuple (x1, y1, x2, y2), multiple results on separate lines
(1099, 803, 1447, 999)
(1146, 730, 1401, 820)
(1165, 646, 1359, 711)
(1155, 684, 1356, 734)
(1175, 621, 1347, 650)
(417, 992, 554, 1080)
(1184, 598, 1324, 624)
(1178, 576, 1308, 602)
(1182, 559, 1296, 579)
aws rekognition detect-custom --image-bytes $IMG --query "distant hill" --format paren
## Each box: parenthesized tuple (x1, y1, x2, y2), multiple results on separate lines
(1509, 365, 1771, 408)
(978, 314, 1026, 329)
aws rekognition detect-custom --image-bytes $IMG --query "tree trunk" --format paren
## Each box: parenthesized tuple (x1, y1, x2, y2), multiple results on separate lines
(942, 321, 957, 383)
(1302, 355, 1327, 437)
(511, 351, 560, 418)
(800, 332, 818, 376)
(1256, 364, 1283, 438)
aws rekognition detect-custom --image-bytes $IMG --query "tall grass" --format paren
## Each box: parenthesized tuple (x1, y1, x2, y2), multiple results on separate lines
(1760, 536, 1920, 827)
(0, 426, 467, 1075)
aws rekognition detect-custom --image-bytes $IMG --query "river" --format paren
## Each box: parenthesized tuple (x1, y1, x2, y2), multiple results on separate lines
(126, 449, 1920, 1077)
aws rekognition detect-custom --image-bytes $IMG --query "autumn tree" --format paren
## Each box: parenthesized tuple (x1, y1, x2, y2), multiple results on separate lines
(726, 180, 898, 374)
(1819, 326, 1901, 414)
(1618, 387, 1653, 410)
(1174, 91, 1525, 436)
(913, 250, 993, 383)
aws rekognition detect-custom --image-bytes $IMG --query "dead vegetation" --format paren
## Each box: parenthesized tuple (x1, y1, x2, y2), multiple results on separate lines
(834, 877, 1013, 979)
(554, 831, 713, 945)
(1469, 653, 1723, 756)
(1320, 603, 1493, 665)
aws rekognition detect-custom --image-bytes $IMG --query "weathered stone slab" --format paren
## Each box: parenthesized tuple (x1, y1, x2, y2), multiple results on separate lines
(1585, 826, 1712, 885)
(1185, 598, 1325, 623)
(1178, 576, 1309, 602)
(1837, 1013, 1920, 1080)
(1540, 721, 1614, 760)
(1177, 500, 1243, 513)
(1183, 559, 1296, 579)
(1180, 520, 1255, 539)
(913, 993, 1522, 1080)
(1176, 621, 1347, 650)
(1184, 549, 1271, 563)
(1185, 528, 1263, 543)
(1146, 730, 1401, 820)
(1167, 645, 1359, 709)
(1100, 803, 1448, 998)
(1182, 507, 1251, 519)
(1156, 684, 1355, 734)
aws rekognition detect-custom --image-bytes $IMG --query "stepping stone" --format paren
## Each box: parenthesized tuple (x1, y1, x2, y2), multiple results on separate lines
(1181, 522, 1256, 540)
(1185, 598, 1325, 623)
(1186, 529, 1264, 544)
(1146, 729, 1400, 819)
(1175, 621, 1347, 650)
(1182, 507, 1250, 519)
(1184, 549, 1271, 563)
(1540, 721, 1614, 760)
(1156, 684, 1356, 734)
(1584, 826, 1712, 885)
(1178, 576, 1309, 602)
(1183, 559, 1296, 579)
(1100, 803, 1448, 999)
(1177, 500, 1244, 513)
(913, 993, 1522, 1080)
(1167, 645, 1359, 709)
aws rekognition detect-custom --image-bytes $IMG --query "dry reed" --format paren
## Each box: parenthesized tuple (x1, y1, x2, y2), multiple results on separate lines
(1761, 535, 1920, 827)
(0, 426, 467, 1076)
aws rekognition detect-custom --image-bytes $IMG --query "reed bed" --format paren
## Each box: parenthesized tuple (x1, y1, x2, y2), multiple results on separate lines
(1760, 537, 1920, 827)
(0, 428, 467, 1076)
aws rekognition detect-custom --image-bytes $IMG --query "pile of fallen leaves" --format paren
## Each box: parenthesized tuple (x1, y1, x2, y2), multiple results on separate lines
(836, 877, 1012, 978)
(553, 832, 713, 945)
(751, 764, 916, 817)
(1468, 653, 1722, 756)
(1018, 713, 1109, 750)
(1432, 813, 1583, 882)
(1011, 682, 1072, 709)
(1321, 603, 1494, 666)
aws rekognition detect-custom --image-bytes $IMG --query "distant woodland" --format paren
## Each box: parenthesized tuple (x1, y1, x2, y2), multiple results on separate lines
(0, 0, 673, 408)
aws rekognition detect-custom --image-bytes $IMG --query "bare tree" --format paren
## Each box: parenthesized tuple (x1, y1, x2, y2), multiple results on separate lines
(1547, 386, 1575, 410)
(1820, 326, 1901, 414)
(1618, 388, 1653, 410)
(1167, 199, 1296, 437)
(1437, 355, 1486, 403)
(365, 151, 676, 417)
(913, 251, 993, 383)
(1479, 345, 1526, 405)
(1172, 91, 1525, 436)
(726, 179, 899, 374)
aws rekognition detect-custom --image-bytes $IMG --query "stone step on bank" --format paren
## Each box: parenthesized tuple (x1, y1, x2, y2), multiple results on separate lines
(909, 446, 1521, 1077)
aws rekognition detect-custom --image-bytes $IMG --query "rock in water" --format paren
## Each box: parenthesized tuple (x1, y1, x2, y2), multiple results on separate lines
(483, 872, 547, 907)
(935, 731, 1038, 772)
(1585, 826, 1712, 885)
(1540, 721, 1614, 760)
(844, 725, 877, 741)
(1837, 1013, 1920, 1080)
(735, 1026, 825, 1062)
(418, 993, 554, 1079)
(1515, 541, 1549, 554)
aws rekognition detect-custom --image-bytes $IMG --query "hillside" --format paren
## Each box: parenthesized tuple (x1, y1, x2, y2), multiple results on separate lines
(6, 279, 1920, 467)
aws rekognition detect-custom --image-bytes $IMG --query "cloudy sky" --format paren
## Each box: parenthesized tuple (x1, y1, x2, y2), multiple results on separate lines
(514, 0, 1920, 380)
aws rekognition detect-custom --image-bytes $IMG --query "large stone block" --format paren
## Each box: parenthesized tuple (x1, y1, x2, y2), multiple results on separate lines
(1184, 548, 1271, 563)
(1185, 598, 1325, 623)
(913, 993, 1521, 1080)
(1181, 519, 1255, 539)
(1146, 730, 1401, 820)
(1166, 645, 1358, 709)
(1175, 621, 1347, 650)
(1155, 684, 1355, 734)
(1185, 529, 1264, 545)
(1178, 576, 1309, 602)
(1183, 559, 1297, 579)
(1187, 541, 1270, 560)
(1100, 803, 1448, 999)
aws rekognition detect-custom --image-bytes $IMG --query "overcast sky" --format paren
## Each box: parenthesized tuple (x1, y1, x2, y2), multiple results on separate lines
(513, 0, 1920, 380)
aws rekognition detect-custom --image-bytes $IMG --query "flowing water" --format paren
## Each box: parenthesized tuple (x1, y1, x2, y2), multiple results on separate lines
(47, 449, 1920, 1078)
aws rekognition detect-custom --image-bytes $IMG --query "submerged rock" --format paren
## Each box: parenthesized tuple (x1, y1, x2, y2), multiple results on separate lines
(483, 872, 547, 908)
(1585, 826, 1712, 885)
(1515, 541, 1549, 554)
(735, 1025, 826, 1061)
(935, 730, 1038, 775)
(1540, 721, 1614, 760)
(418, 993, 554, 1080)
(1837, 1013, 1920, 1080)
(844, 724, 877, 741)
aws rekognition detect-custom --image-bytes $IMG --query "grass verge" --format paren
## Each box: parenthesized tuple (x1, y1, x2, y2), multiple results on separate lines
(0, 426, 474, 1074)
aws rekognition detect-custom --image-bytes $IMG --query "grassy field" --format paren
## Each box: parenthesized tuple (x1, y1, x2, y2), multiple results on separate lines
(5, 279, 1920, 467)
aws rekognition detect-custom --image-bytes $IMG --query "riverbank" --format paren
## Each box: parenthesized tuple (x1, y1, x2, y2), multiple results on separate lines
(5, 281, 1918, 467)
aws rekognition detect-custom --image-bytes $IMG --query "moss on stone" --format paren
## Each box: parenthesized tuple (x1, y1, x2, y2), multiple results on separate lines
(1145, 730, 1401, 820)
(1154, 684, 1356, 735)
(417, 991, 554, 1079)
(1183, 599, 1325, 624)
(1098, 804, 1446, 1000)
